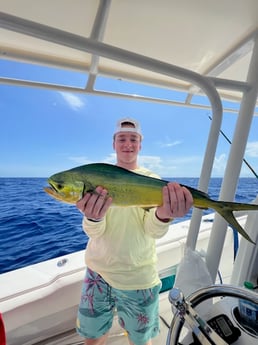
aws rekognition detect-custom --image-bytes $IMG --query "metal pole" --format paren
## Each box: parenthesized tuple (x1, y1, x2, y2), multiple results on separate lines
(206, 33, 258, 282)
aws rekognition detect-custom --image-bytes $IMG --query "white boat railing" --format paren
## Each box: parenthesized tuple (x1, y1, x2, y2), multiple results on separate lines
(206, 33, 258, 281)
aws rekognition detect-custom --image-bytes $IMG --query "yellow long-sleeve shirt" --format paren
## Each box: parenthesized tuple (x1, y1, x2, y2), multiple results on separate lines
(82, 167, 171, 290)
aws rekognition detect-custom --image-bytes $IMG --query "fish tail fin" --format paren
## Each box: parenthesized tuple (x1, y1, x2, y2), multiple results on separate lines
(213, 201, 256, 244)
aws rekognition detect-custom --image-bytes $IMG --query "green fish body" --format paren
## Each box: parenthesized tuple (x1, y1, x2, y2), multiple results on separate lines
(44, 163, 257, 244)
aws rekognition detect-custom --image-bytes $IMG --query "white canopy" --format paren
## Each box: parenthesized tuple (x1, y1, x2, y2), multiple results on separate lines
(0, 0, 258, 110)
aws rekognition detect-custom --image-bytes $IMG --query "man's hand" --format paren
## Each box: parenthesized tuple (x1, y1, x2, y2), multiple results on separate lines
(76, 186, 112, 221)
(156, 182, 193, 221)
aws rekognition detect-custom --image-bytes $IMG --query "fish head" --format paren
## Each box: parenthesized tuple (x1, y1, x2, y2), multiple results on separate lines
(44, 171, 86, 204)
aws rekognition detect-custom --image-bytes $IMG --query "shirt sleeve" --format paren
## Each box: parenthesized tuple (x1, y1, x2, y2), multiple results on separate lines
(143, 208, 171, 239)
(82, 216, 107, 238)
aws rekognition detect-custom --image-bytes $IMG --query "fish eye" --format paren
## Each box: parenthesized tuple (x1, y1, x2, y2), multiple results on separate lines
(57, 183, 64, 190)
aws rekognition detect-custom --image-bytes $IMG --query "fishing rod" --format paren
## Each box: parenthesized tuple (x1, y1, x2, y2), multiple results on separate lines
(208, 115, 258, 179)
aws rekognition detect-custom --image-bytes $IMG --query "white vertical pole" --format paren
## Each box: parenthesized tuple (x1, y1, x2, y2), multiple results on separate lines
(206, 33, 258, 282)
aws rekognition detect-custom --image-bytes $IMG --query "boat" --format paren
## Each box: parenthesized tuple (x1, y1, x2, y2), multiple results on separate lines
(0, 1, 258, 344)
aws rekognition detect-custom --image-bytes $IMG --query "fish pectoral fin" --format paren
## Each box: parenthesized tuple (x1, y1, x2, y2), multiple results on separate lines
(141, 207, 152, 212)
(81, 183, 86, 199)
(219, 209, 255, 244)
(79, 182, 95, 199)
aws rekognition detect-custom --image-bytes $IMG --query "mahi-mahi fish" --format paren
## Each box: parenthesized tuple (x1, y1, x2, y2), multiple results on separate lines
(44, 163, 257, 244)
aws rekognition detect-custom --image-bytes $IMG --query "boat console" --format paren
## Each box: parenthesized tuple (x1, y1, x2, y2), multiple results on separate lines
(166, 285, 258, 345)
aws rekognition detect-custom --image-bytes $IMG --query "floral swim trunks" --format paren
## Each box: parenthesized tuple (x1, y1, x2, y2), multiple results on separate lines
(76, 268, 161, 345)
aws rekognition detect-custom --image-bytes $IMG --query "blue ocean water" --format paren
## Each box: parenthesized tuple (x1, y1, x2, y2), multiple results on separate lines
(0, 177, 258, 274)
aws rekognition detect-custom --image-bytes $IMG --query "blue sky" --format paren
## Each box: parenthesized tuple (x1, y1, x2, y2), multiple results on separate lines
(1, 59, 258, 178)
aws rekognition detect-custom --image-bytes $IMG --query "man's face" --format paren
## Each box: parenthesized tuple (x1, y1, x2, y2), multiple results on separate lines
(113, 131, 141, 164)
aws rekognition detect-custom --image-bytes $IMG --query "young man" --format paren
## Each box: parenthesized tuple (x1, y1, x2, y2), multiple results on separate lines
(76, 118, 193, 345)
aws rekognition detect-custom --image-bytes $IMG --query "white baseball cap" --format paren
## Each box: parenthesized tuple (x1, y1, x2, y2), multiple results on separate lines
(114, 117, 143, 139)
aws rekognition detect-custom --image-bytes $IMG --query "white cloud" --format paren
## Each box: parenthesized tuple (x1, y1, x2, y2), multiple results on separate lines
(140, 155, 202, 177)
(103, 153, 117, 164)
(158, 137, 182, 148)
(139, 155, 163, 171)
(58, 92, 84, 111)
(246, 141, 258, 157)
(66, 153, 203, 177)
(213, 154, 227, 175)
(68, 156, 93, 165)
(139, 155, 162, 165)
(103, 154, 165, 174)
